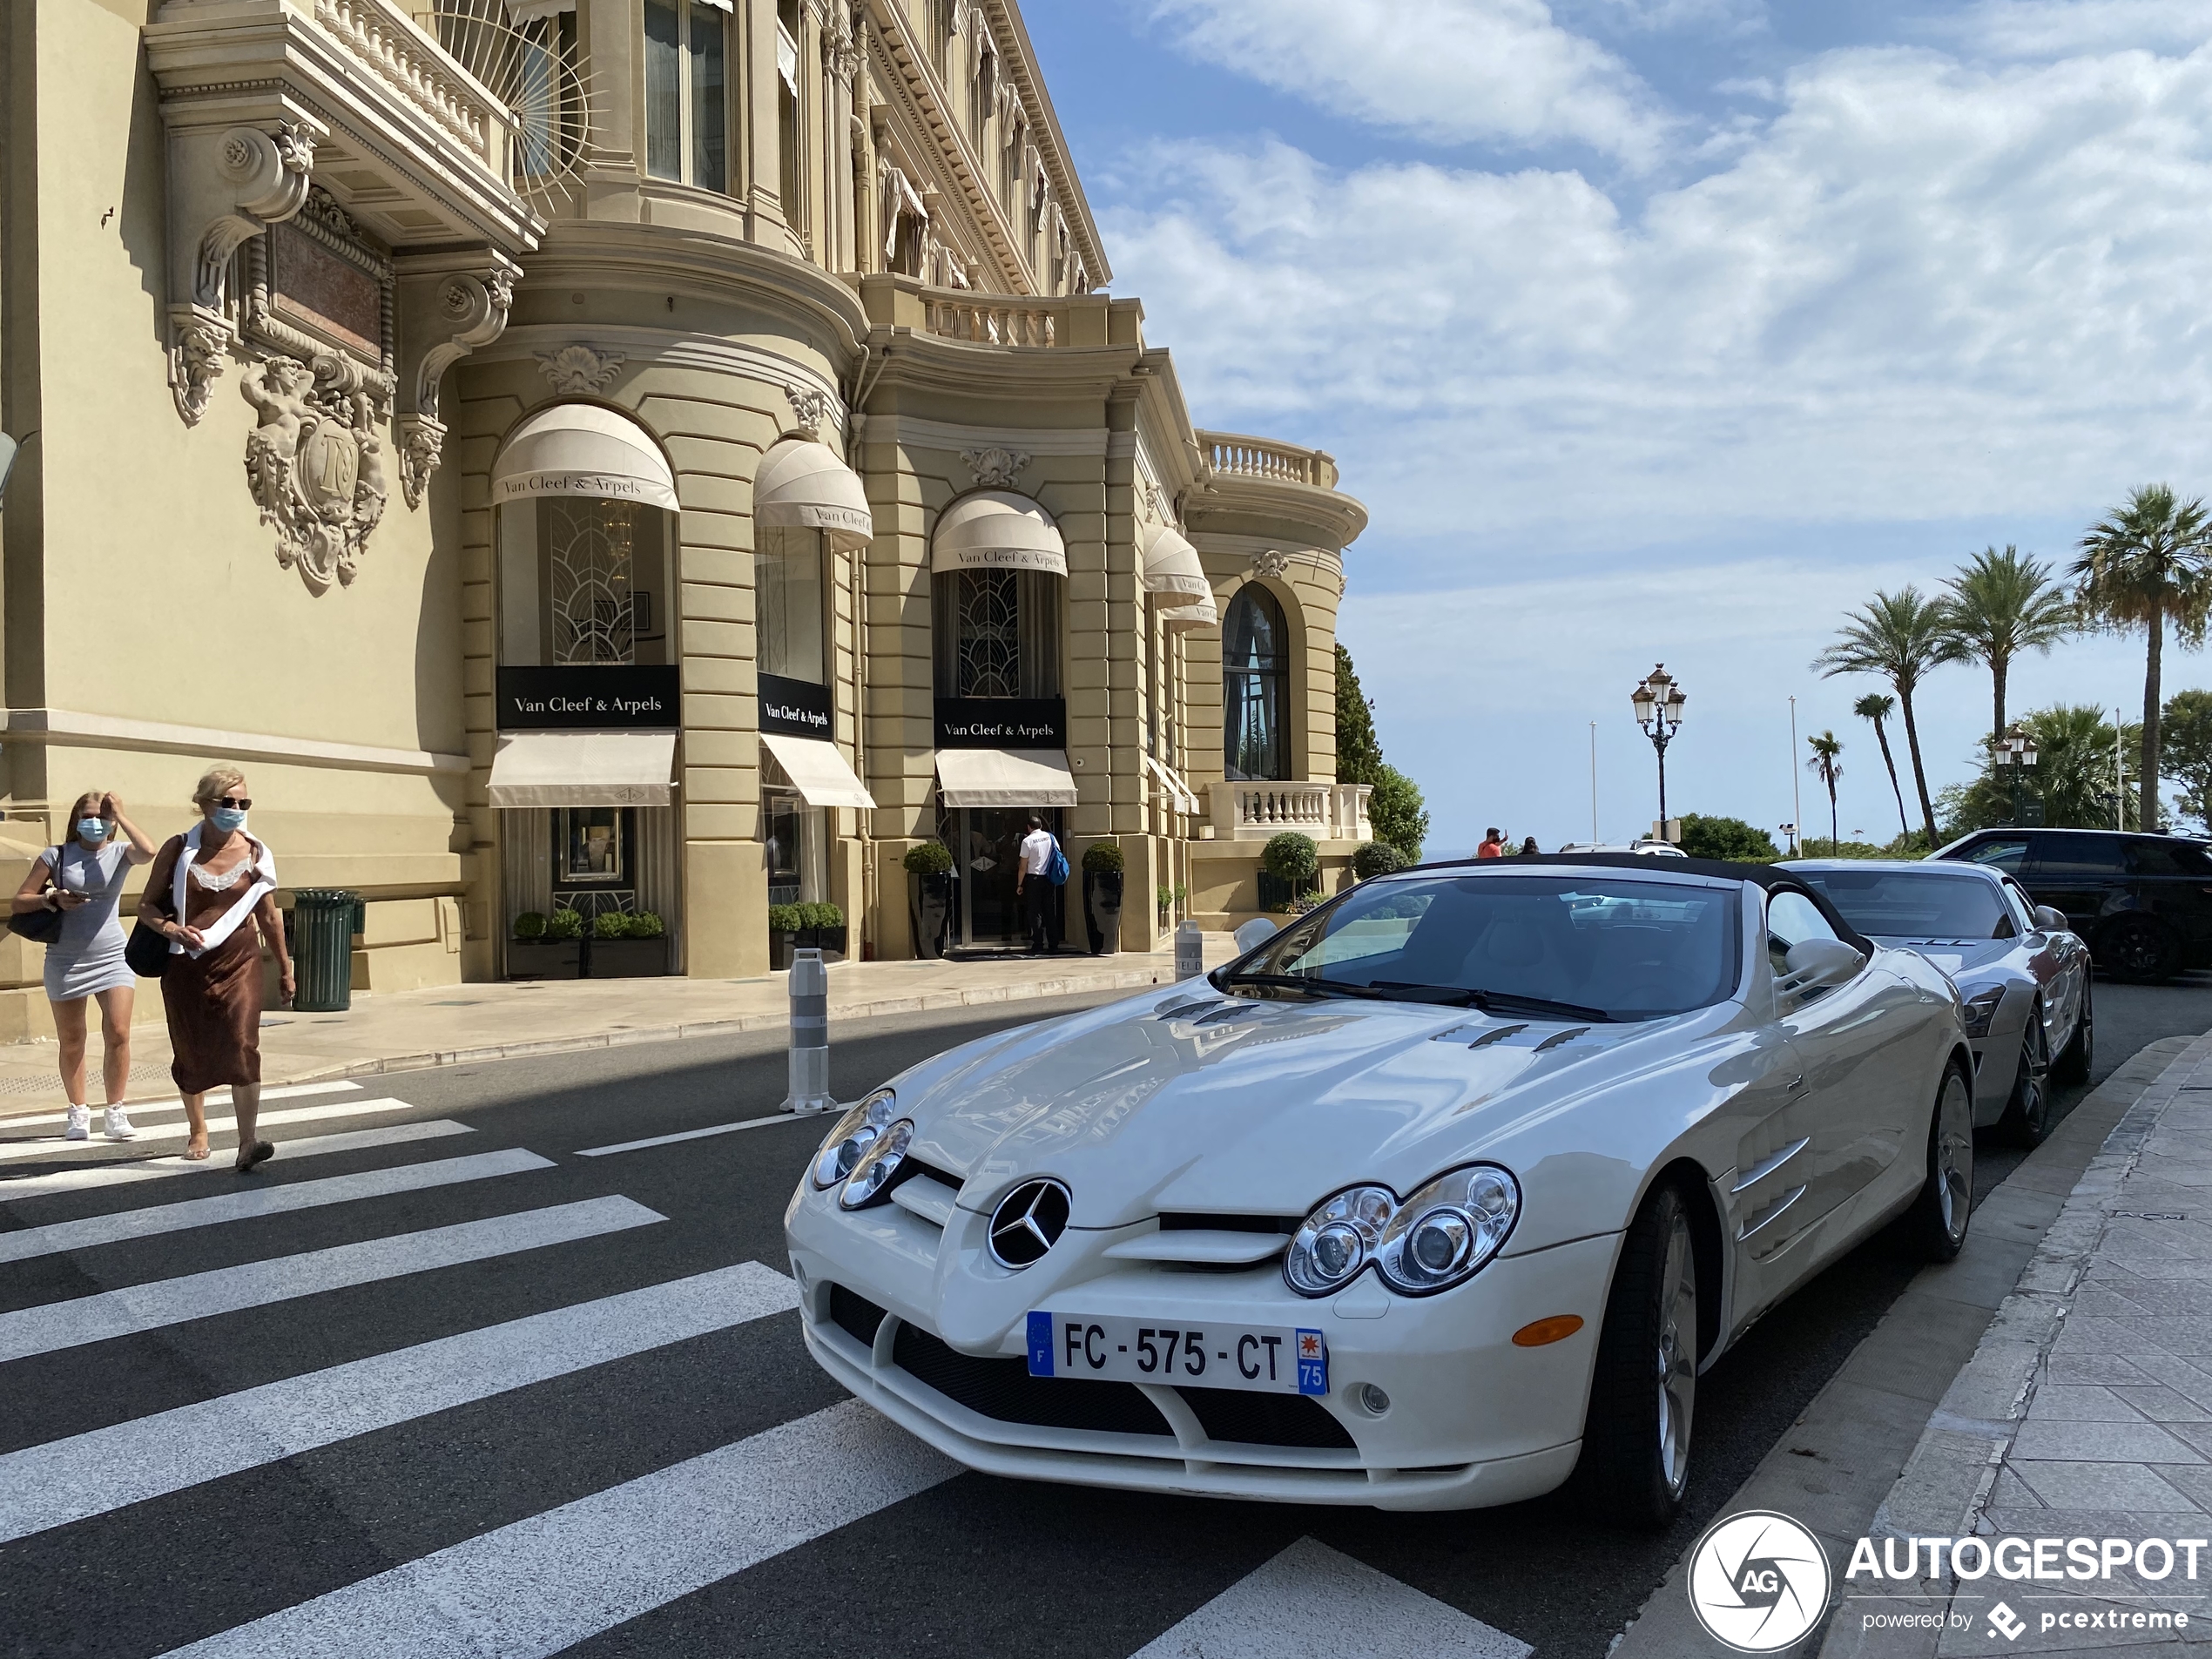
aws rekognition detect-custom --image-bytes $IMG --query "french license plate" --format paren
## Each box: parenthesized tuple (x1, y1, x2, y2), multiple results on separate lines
(1025, 1312, 1327, 1395)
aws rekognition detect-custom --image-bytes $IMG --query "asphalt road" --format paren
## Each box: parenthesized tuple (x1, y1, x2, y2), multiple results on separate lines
(0, 976, 2202, 1659)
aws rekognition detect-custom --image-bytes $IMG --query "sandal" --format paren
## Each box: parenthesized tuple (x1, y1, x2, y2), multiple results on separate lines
(181, 1142, 212, 1162)
(234, 1140, 274, 1173)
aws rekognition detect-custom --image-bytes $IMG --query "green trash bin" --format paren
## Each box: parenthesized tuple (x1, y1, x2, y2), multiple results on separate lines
(291, 888, 359, 1013)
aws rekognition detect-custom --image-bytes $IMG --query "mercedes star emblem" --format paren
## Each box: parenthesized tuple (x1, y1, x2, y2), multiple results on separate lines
(988, 1178, 1072, 1269)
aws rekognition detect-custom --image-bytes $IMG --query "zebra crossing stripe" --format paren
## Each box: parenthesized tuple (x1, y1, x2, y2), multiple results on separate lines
(2, 1080, 362, 1132)
(0, 1195, 663, 1362)
(0, 1148, 556, 1264)
(0, 1121, 475, 1203)
(0, 1261, 799, 1545)
(577, 1112, 815, 1157)
(0, 1097, 427, 1165)
(155, 1399, 957, 1659)
(1130, 1536, 1532, 1659)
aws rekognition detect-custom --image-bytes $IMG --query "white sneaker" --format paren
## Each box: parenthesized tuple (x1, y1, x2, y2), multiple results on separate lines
(64, 1104, 91, 1141)
(104, 1106, 137, 1141)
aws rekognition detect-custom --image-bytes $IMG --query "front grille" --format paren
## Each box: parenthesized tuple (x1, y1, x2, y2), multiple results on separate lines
(1176, 1386, 1357, 1449)
(828, 1283, 887, 1348)
(890, 1323, 1175, 1439)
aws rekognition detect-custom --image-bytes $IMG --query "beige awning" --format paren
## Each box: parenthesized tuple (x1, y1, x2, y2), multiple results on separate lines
(933, 490, 1067, 577)
(761, 732, 875, 810)
(935, 748, 1078, 808)
(1160, 594, 1218, 633)
(1143, 752, 1202, 814)
(756, 437, 872, 551)
(487, 732, 677, 808)
(493, 404, 678, 513)
(1141, 523, 1211, 599)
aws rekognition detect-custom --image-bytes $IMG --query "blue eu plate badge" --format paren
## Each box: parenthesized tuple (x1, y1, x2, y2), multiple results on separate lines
(1027, 1310, 1055, 1376)
(1295, 1328, 1328, 1395)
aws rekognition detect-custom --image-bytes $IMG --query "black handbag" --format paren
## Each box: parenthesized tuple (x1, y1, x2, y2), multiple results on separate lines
(125, 837, 180, 978)
(9, 848, 65, 946)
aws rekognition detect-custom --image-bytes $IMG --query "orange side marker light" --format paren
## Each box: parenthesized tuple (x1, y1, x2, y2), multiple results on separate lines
(1512, 1314, 1585, 1347)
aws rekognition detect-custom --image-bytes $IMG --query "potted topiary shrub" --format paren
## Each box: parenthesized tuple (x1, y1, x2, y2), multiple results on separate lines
(1352, 841, 1410, 882)
(508, 907, 583, 980)
(903, 840, 954, 960)
(1259, 831, 1320, 913)
(797, 900, 846, 962)
(767, 901, 803, 971)
(585, 908, 669, 979)
(1082, 841, 1125, 954)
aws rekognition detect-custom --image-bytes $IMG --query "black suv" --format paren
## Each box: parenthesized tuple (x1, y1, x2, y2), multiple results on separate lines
(1935, 828, 2212, 980)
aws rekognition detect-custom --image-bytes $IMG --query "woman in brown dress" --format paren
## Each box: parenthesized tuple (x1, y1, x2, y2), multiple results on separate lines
(137, 766, 294, 1168)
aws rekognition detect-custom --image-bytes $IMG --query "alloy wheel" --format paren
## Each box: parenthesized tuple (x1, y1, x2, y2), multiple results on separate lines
(1656, 1210, 1697, 1498)
(1934, 1070, 1975, 1244)
(2017, 1018, 2050, 1141)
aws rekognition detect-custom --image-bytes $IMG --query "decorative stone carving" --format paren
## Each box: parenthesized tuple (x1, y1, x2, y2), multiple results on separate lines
(824, 9, 860, 81)
(1251, 549, 1291, 580)
(536, 344, 625, 395)
(962, 447, 1029, 490)
(398, 265, 516, 508)
(165, 121, 321, 428)
(782, 383, 833, 442)
(241, 355, 389, 596)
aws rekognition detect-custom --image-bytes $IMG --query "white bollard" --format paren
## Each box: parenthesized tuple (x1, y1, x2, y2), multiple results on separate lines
(1175, 919, 1204, 981)
(781, 948, 835, 1115)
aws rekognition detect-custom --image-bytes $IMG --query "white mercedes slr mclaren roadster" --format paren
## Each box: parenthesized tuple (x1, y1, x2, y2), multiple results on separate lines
(784, 855, 1972, 1526)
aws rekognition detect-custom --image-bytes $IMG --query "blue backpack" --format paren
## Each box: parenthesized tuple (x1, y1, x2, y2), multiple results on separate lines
(1046, 836, 1069, 887)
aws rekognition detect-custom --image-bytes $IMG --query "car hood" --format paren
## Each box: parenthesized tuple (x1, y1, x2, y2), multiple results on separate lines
(1877, 936, 2016, 978)
(892, 984, 1717, 1229)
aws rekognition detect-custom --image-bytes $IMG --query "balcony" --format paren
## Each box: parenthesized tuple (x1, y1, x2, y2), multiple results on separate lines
(1211, 782, 1372, 843)
(1199, 432, 1339, 492)
(854, 275, 1144, 352)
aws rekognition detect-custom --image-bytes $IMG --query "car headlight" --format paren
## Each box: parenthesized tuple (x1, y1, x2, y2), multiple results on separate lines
(1285, 1184, 1395, 1296)
(1376, 1165, 1519, 1296)
(812, 1088, 897, 1190)
(1961, 985, 2005, 1039)
(839, 1119, 915, 1210)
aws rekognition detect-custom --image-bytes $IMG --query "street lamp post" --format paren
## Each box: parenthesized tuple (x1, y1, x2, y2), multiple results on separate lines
(1631, 664, 1687, 839)
(1994, 725, 2040, 826)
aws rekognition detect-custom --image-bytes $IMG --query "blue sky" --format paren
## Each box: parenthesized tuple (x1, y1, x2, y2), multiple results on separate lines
(1022, 0, 2212, 853)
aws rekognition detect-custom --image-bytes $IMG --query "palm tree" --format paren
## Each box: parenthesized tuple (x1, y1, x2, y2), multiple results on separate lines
(1939, 545, 2075, 747)
(1853, 691, 1910, 840)
(1806, 730, 1844, 848)
(1812, 588, 1950, 847)
(2073, 484, 2212, 831)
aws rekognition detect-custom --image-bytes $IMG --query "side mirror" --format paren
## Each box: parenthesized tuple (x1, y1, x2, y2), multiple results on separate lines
(1782, 936, 1865, 994)
(2034, 906, 2067, 933)
(1233, 918, 1279, 955)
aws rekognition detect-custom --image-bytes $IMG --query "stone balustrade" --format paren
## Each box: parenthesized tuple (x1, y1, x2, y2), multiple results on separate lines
(1198, 430, 1339, 491)
(1211, 781, 1372, 842)
(922, 297, 1062, 347)
(329, 0, 505, 169)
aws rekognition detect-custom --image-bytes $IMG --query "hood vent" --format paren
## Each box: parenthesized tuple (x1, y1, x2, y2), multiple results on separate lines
(1534, 1026, 1593, 1053)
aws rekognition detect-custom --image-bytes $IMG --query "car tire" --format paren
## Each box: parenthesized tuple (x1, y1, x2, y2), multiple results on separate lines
(1574, 1181, 1698, 1530)
(1908, 1062, 1975, 1262)
(2052, 977, 2094, 1086)
(2097, 914, 2175, 982)
(2002, 1014, 2053, 1148)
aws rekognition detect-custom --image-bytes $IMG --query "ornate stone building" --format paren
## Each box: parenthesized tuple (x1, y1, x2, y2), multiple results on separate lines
(0, 0, 1367, 1028)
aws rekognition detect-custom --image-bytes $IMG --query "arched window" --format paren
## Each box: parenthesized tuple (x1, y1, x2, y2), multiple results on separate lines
(1223, 586, 1290, 781)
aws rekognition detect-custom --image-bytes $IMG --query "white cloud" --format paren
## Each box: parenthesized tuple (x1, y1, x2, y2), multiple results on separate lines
(1145, 0, 1672, 164)
(1105, 41, 2212, 554)
(1949, 0, 2212, 59)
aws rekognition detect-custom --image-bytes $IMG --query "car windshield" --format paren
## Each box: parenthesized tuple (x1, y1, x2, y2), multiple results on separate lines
(1793, 868, 2011, 940)
(1224, 873, 1742, 1021)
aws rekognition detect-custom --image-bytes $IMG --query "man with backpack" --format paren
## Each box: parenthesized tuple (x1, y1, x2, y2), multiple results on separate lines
(1015, 814, 1065, 954)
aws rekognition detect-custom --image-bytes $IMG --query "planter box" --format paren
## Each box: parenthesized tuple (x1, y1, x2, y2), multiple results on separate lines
(769, 928, 846, 972)
(507, 937, 582, 980)
(1083, 871, 1124, 955)
(586, 937, 669, 978)
(907, 872, 953, 960)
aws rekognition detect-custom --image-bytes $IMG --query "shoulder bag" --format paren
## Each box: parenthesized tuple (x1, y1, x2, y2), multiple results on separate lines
(125, 838, 181, 978)
(7, 848, 65, 946)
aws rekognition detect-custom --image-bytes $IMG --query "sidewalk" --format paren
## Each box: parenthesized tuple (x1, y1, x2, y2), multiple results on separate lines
(0, 942, 1233, 1122)
(1826, 1033, 2212, 1656)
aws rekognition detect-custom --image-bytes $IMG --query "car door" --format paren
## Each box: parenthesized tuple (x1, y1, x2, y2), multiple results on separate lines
(1735, 890, 1911, 1300)
(2021, 833, 2129, 939)
(2124, 840, 2212, 965)
(2002, 876, 2080, 1055)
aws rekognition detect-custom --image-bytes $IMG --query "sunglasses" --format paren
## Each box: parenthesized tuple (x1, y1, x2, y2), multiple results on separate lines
(209, 796, 253, 811)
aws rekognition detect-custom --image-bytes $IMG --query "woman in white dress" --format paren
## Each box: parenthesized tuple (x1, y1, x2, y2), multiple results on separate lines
(10, 792, 158, 1139)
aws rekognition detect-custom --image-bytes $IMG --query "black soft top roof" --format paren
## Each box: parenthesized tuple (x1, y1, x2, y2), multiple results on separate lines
(1402, 852, 1872, 952)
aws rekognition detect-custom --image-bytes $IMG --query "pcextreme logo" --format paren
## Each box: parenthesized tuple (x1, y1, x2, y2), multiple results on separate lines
(1688, 1511, 1833, 1653)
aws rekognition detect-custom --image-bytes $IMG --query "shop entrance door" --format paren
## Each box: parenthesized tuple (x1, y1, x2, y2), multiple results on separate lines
(951, 807, 1063, 949)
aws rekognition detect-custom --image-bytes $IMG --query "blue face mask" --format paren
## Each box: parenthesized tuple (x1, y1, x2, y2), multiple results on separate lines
(210, 807, 247, 833)
(75, 819, 109, 841)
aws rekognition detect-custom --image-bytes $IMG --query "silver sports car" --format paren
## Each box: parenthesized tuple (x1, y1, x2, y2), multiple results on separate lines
(1785, 860, 2092, 1143)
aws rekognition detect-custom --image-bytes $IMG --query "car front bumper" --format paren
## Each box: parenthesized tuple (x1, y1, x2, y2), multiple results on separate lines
(786, 1179, 1615, 1513)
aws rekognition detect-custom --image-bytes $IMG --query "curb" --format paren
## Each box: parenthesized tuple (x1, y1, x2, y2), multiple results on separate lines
(0, 965, 1184, 1117)
(1813, 1030, 2212, 1657)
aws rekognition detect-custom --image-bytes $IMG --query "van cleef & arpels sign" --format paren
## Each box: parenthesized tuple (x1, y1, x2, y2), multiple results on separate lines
(496, 666, 681, 731)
